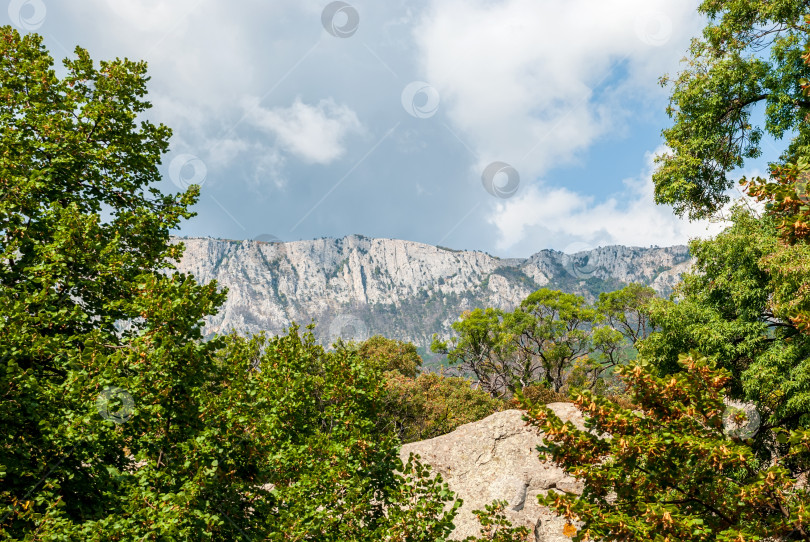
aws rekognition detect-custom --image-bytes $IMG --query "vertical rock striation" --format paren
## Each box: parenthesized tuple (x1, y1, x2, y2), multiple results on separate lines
(170, 235, 691, 352)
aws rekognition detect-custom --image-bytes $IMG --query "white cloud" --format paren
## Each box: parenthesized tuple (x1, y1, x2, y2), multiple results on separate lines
(414, 0, 702, 178)
(205, 138, 253, 169)
(253, 149, 288, 190)
(245, 97, 363, 164)
(486, 146, 733, 252)
(78, 0, 307, 118)
(102, 0, 192, 33)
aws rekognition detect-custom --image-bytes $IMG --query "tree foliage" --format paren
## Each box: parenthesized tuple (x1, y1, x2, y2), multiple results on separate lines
(527, 204, 810, 539)
(528, 352, 810, 541)
(0, 26, 231, 539)
(0, 28, 467, 541)
(526, 2, 810, 532)
(210, 330, 463, 541)
(358, 335, 423, 378)
(638, 208, 810, 442)
(355, 336, 503, 443)
(433, 286, 655, 398)
(654, 1, 810, 219)
(382, 371, 504, 444)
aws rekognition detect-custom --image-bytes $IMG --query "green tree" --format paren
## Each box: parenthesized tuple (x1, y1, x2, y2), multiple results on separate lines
(596, 283, 657, 345)
(654, 1, 810, 219)
(519, 2, 810, 538)
(433, 289, 627, 397)
(0, 26, 233, 539)
(506, 289, 600, 393)
(212, 330, 463, 541)
(0, 28, 463, 541)
(638, 208, 810, 443)
(745, 157, 810, 332)
(355, 335, 503, 443)
(381, 371, 504, 443)
(358, 335, 423, 378)
(431, 307, 514, 397)
(527, 352, 810, 541)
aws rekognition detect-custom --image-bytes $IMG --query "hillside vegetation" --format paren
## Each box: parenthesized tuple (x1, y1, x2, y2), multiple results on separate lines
(3, 0, 810, 539)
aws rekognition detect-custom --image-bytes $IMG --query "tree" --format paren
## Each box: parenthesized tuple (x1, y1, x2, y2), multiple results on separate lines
(637, 207, 810, 442)
(433, 288, 641, 397)
(507, 289, 601, 393)
(744, 156, 810, 333)
(381, 371, 504, 443)
(596, 283, 657, 346)
(518, 2, 810, 538)
(0, 28, 463, 541)
(358, 335, 423, 378)
(653, 1, 810, 219)
(213, 329, 463, 541)
(527, 352, 810, 541)
(0, 26, 233, 539)
(355, 336, 503, 443)
(431, 307, 515, 397)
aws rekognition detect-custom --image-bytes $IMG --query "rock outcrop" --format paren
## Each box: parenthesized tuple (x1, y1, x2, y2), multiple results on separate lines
(400, 405, 585, 541)
(170, 235, 692, 360)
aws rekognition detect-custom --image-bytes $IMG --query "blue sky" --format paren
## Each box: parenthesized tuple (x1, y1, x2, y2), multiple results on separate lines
(7, 0, 775, 257)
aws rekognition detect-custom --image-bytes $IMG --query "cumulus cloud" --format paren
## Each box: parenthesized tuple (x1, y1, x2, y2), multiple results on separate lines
(414, 0, 702, 178)
(252, 148, 288, 189)
(245, 97, 363, 164)
(485, 147, 737, 253)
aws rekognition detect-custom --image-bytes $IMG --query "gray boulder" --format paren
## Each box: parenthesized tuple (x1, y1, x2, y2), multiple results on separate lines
(400, 404, 585, 541)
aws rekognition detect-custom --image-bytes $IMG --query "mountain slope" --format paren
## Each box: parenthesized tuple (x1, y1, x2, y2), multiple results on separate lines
(171, 235, 691, 355)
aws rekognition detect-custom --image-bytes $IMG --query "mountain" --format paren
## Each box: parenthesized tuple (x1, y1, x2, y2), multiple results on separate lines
(170, 235, 692, 362)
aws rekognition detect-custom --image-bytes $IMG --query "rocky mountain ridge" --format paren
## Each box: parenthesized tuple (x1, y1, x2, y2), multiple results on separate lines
(170, 235, 692, 355)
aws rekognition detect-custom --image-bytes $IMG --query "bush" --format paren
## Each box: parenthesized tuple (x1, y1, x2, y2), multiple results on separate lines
(513, 383, 570, 406)
(382, 371, 505, 443)
(358, 335, 422, 378)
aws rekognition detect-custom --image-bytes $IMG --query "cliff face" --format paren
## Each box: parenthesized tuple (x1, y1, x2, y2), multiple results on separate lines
(171, 235, 691, 353)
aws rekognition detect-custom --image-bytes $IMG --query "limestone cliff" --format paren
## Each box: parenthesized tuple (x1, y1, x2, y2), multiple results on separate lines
(170, 235, 691, 356)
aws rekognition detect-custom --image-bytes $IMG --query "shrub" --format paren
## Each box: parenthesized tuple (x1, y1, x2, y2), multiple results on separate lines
(382, 371, 505, 443)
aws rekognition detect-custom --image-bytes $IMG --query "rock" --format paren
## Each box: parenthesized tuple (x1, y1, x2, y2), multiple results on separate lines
(171, 235, 692, 351)
(400, 404, 586, 541)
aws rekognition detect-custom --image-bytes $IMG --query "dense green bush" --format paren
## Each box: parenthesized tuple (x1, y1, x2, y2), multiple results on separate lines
(354, 336, 504, 443)
(358, 335, 422, 378)
(382, 371, 505, 443)
(211, 329, 463, 540)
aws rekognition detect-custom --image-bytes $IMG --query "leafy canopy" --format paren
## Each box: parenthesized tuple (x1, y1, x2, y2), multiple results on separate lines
(0, 28, 466, 541)
(654, 0, 810, 218)
(433, 286, 655, 397)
